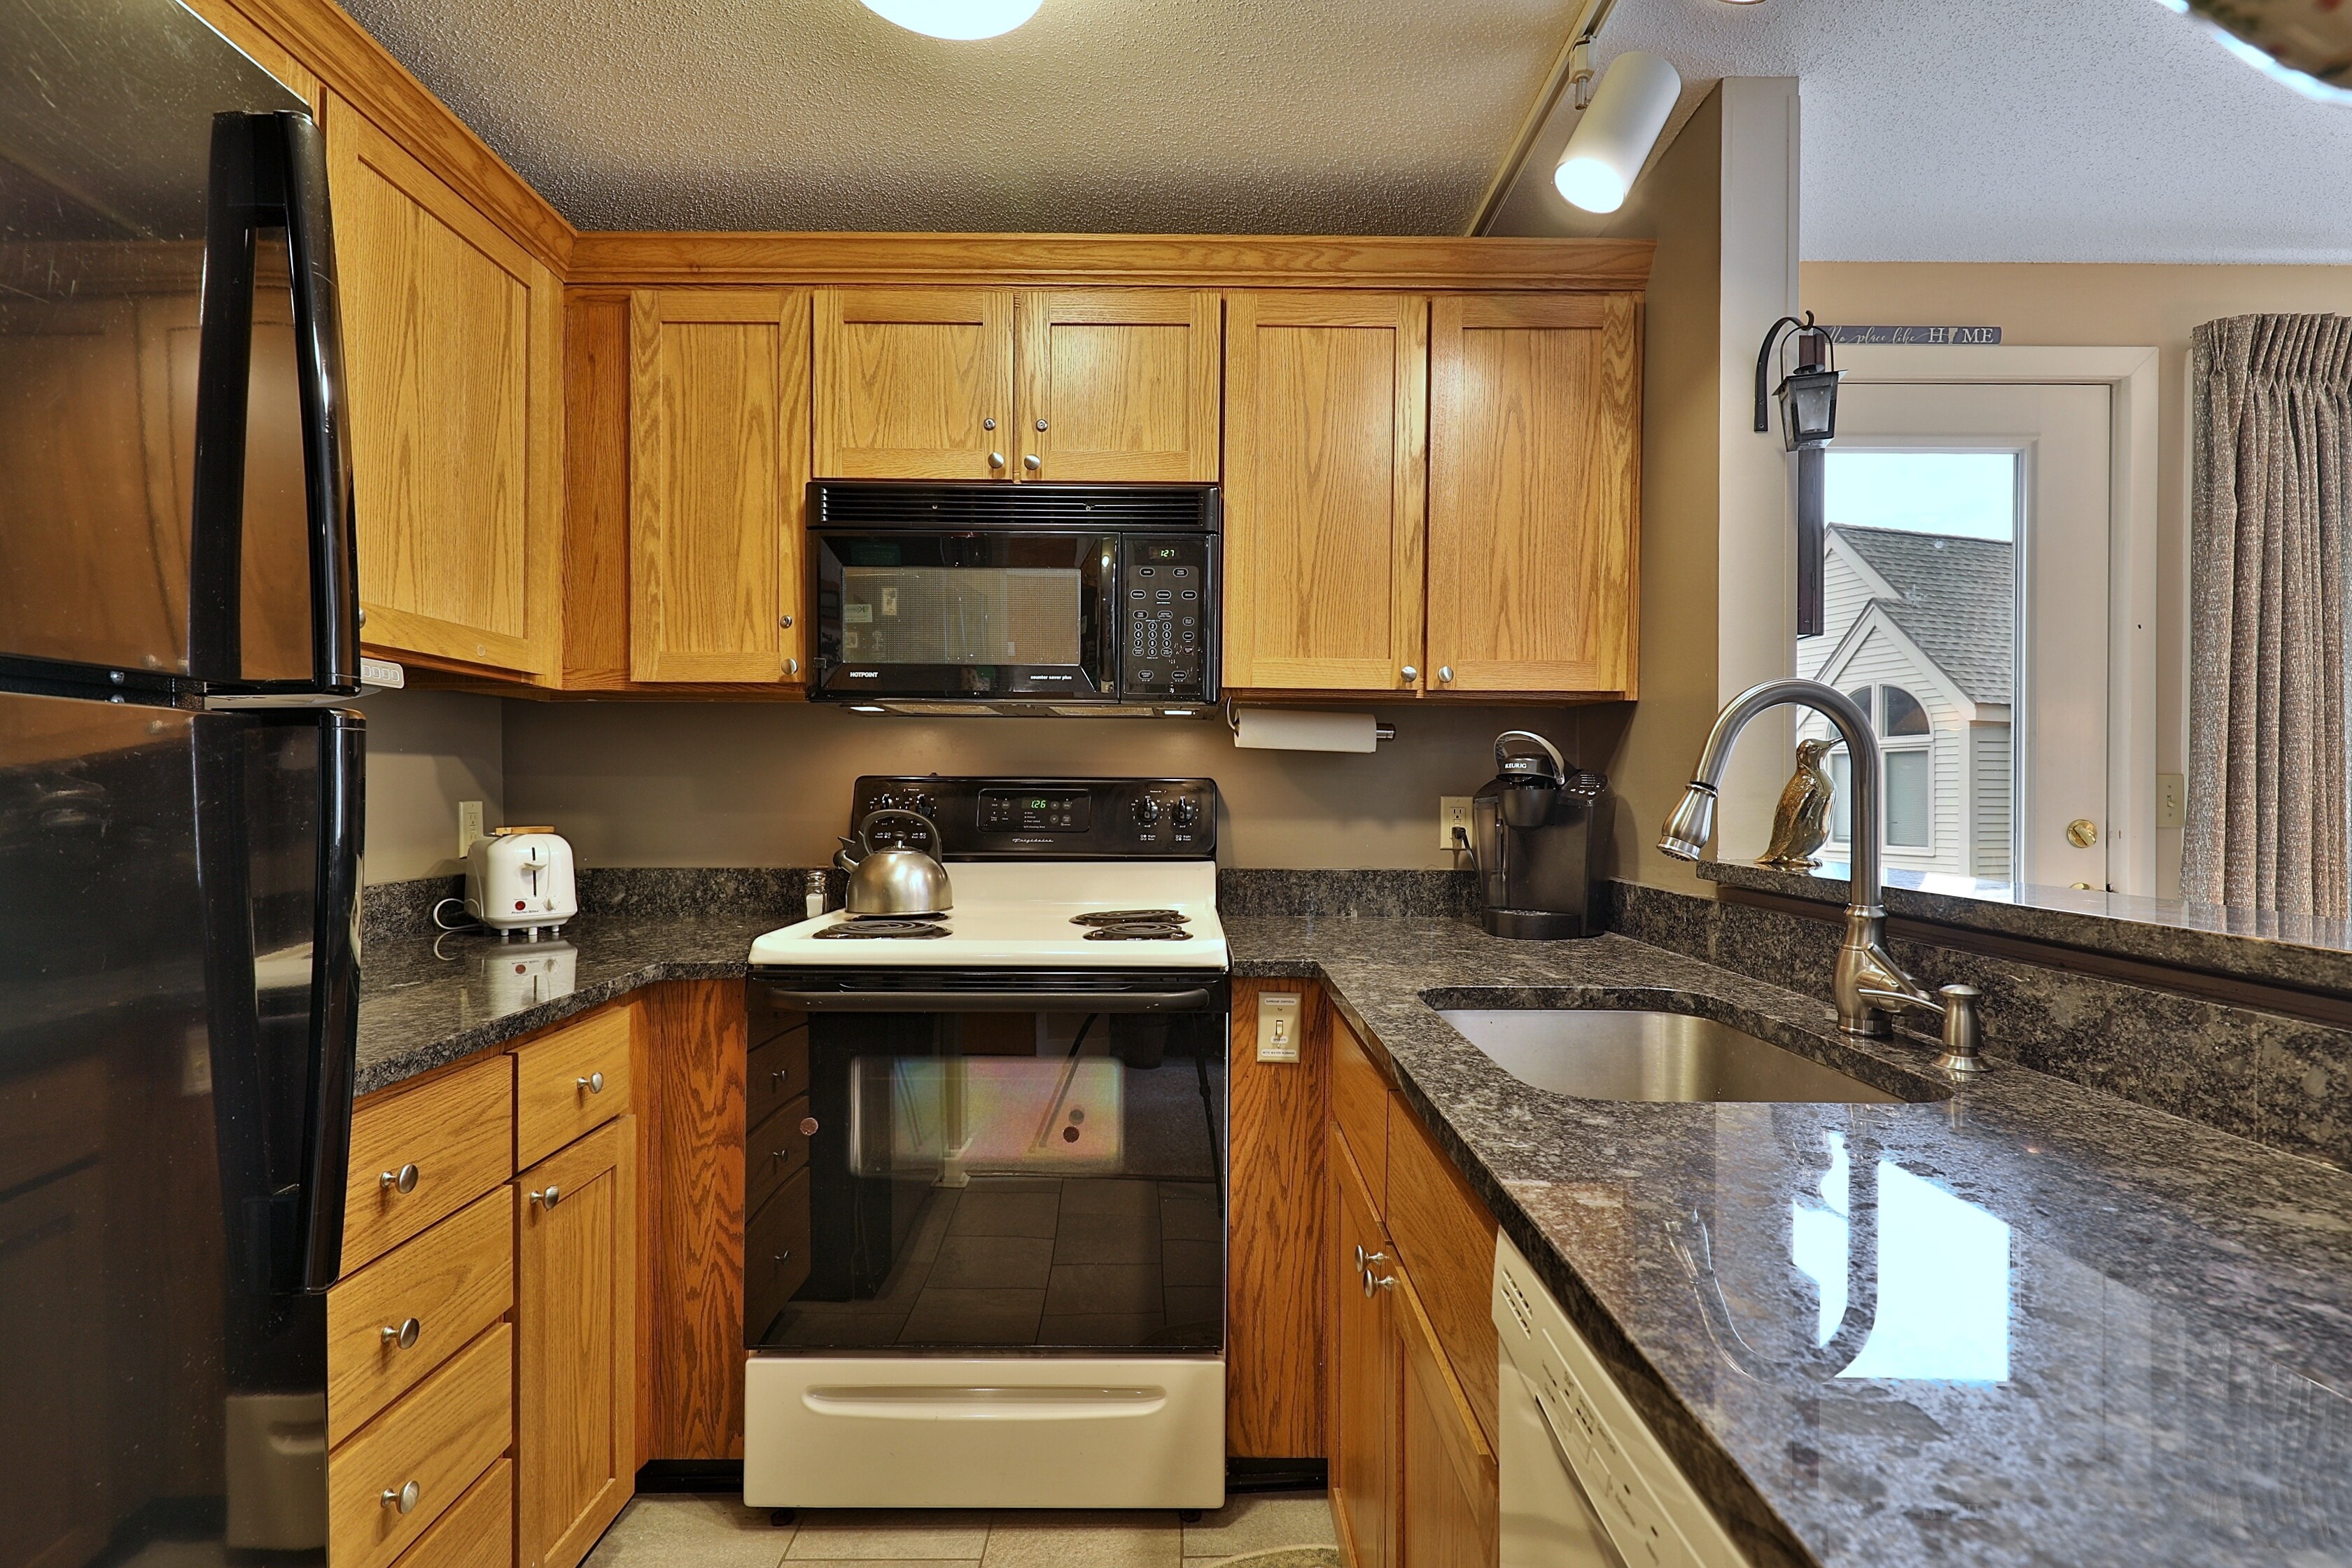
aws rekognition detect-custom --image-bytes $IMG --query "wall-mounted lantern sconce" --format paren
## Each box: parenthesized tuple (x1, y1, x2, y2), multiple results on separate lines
(1755, 313, 1842, 636)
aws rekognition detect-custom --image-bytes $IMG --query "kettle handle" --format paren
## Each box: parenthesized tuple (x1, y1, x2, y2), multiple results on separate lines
(857, 808, 935, 856)
(1493, 729, 1567, 782)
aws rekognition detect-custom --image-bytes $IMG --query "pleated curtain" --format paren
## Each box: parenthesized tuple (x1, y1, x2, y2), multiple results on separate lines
(2183, 314, 2352, 918)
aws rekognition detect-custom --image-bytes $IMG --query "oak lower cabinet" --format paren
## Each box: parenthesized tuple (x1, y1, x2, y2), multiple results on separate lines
(517, 1116, 637, 1568)
(1222, 292, 1428, 693)
(812, 286, 1222, 483)
(627, 290, 811, 684)
(326, 94, 563, 678)
(1427, 293, 1640, 698)
(1329, 1131, 1399, 1568)
(1397, 1277, 1499, 1568)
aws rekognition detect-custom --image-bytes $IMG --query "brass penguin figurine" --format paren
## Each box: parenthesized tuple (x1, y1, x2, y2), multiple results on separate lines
(1760, 738, 1839, 869)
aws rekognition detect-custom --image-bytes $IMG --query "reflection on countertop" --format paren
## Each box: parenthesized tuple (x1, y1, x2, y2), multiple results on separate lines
(356, 909, 2352, 1567)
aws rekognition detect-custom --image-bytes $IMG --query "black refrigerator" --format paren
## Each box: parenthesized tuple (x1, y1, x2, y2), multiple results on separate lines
(1, 1, 364, 1566)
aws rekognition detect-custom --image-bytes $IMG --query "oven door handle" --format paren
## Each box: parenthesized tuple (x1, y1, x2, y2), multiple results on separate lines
(768, 988, 1213, 1013)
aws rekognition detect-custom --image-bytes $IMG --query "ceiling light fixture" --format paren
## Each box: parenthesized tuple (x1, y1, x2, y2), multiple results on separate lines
(1553, 51, 1683, 214)
(858, 0, 1041, 40)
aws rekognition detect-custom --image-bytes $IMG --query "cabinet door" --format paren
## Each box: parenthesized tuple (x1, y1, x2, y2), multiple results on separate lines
(1223, 293, 1427, 694)
(1328, 1131, 1397, 1568)
(516, 1117, 636, 1568)
(1398, 1270, 1499, 1568)
(1429, 293, 1639, 696)
(629, 290, 810, 683)
(1014, 290, 1220, 482)
(327, 97, 560, 675)
(813, 287, 1013, 479)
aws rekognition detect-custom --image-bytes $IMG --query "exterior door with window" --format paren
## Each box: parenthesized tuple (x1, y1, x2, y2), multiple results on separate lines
(1801, 382, 2112, 890)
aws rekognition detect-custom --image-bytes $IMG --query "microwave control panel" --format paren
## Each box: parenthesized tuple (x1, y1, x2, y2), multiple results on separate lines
(1118, 536, 1213, 702)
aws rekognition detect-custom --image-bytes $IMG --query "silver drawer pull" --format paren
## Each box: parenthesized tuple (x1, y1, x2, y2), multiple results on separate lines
(577, 1071, 605, 1094)
(381, 1317, 421, 1350)
(381, 1163, 419, 1195)
(770, 1067, 790, 1088)
(382, 1481, 420, 1513)
(530, 1186, 562, 1208)
(776, 1250, 792, 1266)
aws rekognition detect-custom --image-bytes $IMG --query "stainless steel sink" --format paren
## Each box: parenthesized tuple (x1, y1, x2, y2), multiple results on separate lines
(1434, 1007, 1910, 1104)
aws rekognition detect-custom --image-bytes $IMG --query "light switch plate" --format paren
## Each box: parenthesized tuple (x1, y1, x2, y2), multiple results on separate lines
(1256, 992, 1303, 1063)
(458, 799, 485, 860)
(2157, 773, 2185, 830)
(1440, 797, 1475, 852)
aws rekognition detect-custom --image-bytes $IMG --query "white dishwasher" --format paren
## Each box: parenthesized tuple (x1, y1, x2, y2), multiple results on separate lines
(1492, 1236, 1750, 1568)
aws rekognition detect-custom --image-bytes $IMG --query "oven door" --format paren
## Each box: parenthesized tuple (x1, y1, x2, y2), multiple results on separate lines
(809, 531, 1118, 703)
(745, 979, 1227, 1356)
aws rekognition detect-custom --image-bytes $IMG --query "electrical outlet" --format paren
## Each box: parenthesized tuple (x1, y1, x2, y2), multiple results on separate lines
(1256, 993, 1303, 1063)
(458, 799, 485, 860)
(1440, 797, 1475, 853)
(2157, 773, 2185, 830)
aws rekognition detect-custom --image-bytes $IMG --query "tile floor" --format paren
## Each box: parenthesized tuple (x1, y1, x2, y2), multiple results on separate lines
(582, 1490, 1340, 1568)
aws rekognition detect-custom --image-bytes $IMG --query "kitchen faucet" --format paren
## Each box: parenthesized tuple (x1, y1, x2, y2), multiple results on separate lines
(1657, 678, 1984, 1073)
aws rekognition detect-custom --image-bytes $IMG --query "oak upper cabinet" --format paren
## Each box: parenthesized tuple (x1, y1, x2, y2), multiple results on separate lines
(813, 287, 1014, 479)
(1222, 292, 1428, 693)
(629, 289, 811, 683)
(1014, 290, 1221, 482)
(1428, 293, 1640, 698)
(326, 95, 561, 676)
(515, 1117, 636, 1568)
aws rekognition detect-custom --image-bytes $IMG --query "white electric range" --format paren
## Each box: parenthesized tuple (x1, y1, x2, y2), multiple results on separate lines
(741, 777, 1231, 1513)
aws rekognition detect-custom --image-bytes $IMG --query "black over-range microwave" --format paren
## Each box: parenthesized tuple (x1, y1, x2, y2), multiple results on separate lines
(806, 482, 1221, 715)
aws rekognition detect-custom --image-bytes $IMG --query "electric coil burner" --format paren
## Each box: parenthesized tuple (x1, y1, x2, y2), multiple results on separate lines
(743, 776, 1228, 1513)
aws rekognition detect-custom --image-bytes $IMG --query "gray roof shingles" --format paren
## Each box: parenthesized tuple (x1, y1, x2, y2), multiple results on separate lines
(1832, 524, 2014, 705)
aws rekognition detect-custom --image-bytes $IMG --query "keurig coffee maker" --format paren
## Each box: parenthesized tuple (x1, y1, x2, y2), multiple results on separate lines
(1471, 732, 1606, 939)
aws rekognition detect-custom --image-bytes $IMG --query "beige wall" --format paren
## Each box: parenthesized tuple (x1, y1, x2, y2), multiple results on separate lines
(1801, 260, 2352, 895)
(501, 700, 1590, 869)
(358, 688, 503, 883)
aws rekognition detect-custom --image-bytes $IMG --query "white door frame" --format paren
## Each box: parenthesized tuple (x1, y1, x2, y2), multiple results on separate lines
(1830, 344, 2161, 895)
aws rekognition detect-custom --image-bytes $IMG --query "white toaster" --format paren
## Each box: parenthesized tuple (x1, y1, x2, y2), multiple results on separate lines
(465, 828, 578, 937)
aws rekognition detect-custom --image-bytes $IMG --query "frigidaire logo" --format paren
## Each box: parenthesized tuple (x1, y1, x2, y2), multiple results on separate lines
(848, 671, 878, 678)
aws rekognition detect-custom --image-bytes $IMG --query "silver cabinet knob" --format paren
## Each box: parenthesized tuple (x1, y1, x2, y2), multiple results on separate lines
(778, 613, 794, 629)
(983, 416, 997, 431)
(577, 1071, 604, 1094)
(988, 451, 1005, 470)
(382, 1481, 419, 1513)
(382, 1317, 421, 1350)
(783, 657, 800, 676)
(1035, 418, 1049, 432)
(381, 1163, 418, 1195)
(799, 1115, 820, 1138)
(1399, 666, 1418, 683)
(1023, 454, 1042, 471)
(1438, 666, 1454, 683)
(530, 1186, 561, 1208)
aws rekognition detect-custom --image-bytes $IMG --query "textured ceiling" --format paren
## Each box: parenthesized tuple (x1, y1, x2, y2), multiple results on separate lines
(332, 0, 1574, 234)
(338, 0, 2352, 259)
(1492, 0, 2352, 262)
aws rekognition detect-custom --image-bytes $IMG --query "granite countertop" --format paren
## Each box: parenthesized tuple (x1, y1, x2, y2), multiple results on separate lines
(357, 913, 2352, 1567)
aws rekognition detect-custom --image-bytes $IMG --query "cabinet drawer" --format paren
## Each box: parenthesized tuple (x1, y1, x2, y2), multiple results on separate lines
(328, 1190, 514, 1442)
(1331, 1012, 1388, 1210)
(746, 1096, 813, 1219)
(746, 1026, 810, 1132)
(513, 1005, 634, 1168)
(329, 1323, 513, 1568)
(745, 1168, 811, 1341)
(346, 1056, 514, 1273)
(388, 1458, 512, 1568)
(1386, 1098, 1500, 1449)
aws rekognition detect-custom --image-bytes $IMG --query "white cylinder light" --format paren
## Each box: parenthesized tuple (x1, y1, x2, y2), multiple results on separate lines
(1553, 51, 1683, 214)
(860, 0, 1042, 39)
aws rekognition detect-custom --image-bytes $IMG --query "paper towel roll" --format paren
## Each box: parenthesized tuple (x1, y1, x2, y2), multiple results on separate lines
(1231, 706, 1381, 753)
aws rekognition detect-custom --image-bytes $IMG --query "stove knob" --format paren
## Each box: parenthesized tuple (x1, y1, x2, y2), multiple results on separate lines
(1130, 796, 1162, 827)
(1170, 797, 1200, 830)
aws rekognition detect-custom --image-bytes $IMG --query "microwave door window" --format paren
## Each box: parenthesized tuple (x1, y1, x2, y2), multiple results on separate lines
(841, 566, 1082, 666)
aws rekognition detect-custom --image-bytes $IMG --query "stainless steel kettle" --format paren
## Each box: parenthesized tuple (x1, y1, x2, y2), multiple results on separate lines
(835, 808, 954, 918)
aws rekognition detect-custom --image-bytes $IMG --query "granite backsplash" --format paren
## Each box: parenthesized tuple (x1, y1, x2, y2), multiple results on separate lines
(1608, 878, 2352, 1172)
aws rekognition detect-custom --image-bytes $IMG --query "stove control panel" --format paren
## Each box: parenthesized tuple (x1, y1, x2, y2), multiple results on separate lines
(851, 776, 1217, 859)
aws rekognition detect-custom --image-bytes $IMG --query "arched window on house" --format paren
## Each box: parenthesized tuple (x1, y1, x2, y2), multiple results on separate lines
(1824, 685, 1935, 852)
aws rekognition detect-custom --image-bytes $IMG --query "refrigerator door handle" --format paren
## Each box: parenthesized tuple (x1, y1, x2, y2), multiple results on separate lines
(296, 710, 365, 1290)
(187, 111, 361, 696)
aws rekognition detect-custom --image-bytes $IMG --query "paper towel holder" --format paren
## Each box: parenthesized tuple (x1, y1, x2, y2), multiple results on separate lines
(1224, 697, 1396, 743)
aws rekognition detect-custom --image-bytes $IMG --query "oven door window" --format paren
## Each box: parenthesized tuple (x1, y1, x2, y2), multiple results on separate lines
(813, 533, 1115, 699)
(746, 1004, 1227, 1354)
